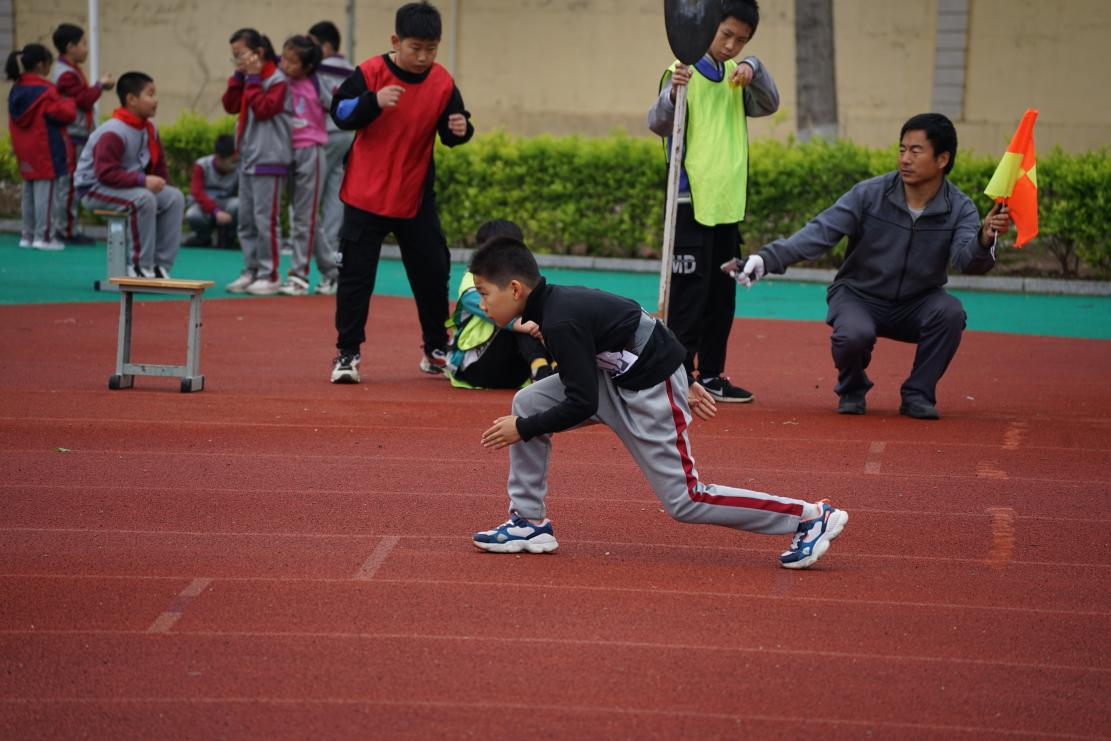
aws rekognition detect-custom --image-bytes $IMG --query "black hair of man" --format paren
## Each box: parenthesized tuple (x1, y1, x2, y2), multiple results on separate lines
(5, 44, 52, 81)
(475, 219, 524, 246)
(214, 134, 236, 159)
(308, 20, 341, 52)
(116, 71, 154, 107)
(721, 0, 759, 35)
(396, 1, 442, 41)
(468, 236, 541, 289)
(52, 23, 85, 55)
(900, 112, 958, 175)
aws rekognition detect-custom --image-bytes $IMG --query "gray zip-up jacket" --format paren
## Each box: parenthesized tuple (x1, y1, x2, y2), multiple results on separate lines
(758, 171, 996, 303)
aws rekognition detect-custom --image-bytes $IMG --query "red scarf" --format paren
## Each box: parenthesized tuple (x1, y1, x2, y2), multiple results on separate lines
(111, 108, 162, 172)
(236, 60, 277, 145)
(59, 55, 94, 128)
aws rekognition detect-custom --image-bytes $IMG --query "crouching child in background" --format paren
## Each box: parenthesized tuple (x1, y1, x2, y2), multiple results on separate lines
(184, 133, 239, 248)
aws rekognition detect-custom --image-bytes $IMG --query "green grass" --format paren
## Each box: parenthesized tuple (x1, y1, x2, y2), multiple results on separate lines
(2, 236, 1110, 339)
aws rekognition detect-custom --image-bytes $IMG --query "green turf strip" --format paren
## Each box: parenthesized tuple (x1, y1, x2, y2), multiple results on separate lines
(2, 237, 1110, 339)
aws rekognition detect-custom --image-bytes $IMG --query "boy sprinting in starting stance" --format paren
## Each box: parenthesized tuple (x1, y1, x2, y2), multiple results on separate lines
(469, 236, 848, 569)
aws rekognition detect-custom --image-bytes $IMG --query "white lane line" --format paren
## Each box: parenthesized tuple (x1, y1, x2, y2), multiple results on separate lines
(354, 536, 400, 581)
(986, 507, 1017, 571)
(864, 441, 886, 475)
(146, 578, 212, 634)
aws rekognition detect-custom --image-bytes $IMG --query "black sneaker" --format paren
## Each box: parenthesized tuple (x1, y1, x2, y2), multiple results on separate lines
(330, 353, 361, 384)
(899, 399, 940, 420)
(700, 376, 754, 403)
(838, 394, 866, 415)
(61, 232, 96, 245)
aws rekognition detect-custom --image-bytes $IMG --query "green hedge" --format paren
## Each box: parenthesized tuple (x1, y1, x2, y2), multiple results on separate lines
(3, 112, 1109, 276)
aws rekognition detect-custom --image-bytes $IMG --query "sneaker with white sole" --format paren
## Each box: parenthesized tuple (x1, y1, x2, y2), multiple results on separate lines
(779, 500, 848, 569)
(31, 239, 65, 251)
(126, 264, 157, 278)
(226, 271, 255, 293)
(316, 277, 338, 296)
(279, 275, 310, 296)
(154, 266, 171, 279)
(473, 512, 559, 553)
(330, 353, 361, 384)
(700, 376, 754, 403)
(246, 278, 281, 295)
(18, 238, 32, 248)
(419, 348, 448, 374)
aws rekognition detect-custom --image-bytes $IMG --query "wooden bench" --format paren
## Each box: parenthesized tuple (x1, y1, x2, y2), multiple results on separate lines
(107, 277, 215, 393)
(93, 208, 129, 292)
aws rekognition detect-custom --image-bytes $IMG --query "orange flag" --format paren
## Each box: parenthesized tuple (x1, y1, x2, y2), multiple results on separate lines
(984, 109, 1038, 247)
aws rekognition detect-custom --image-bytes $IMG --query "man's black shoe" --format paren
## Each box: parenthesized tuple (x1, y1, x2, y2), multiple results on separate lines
(837, 395, 867, 415)
(899, 400, 940, 420)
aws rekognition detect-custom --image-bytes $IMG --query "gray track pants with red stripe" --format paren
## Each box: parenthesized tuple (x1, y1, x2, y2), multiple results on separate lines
(289, 146, 337, 281)
(237, 173, 285, 283)
(81, 184, 184, 272)
(507, 365, 807, 535)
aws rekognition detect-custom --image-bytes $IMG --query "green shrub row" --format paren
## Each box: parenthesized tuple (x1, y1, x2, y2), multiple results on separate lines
(3, 113, 1109, 276)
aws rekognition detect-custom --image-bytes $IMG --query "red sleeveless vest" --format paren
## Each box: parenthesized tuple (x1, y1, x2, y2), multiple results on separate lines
(340, 55, 454, 219)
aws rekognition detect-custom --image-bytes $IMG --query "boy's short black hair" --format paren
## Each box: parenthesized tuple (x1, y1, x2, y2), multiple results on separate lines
(900, 112, 958, 175)
(469, 236, 541, 289)
(52, 23, 85, 55)
(475, 219, 524, 246)
(721, 0, 759, 35)
(214, 134, 236, 159)
(116, 71, 154, 107)
(396, 1, 442, 41)
(308, 21, 341, 51)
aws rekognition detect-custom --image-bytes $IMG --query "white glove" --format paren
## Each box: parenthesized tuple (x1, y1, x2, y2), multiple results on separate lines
(721, 254, 765, 287)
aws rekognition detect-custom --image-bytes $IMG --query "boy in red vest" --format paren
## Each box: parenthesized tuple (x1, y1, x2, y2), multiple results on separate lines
(328, 1, 474, 384)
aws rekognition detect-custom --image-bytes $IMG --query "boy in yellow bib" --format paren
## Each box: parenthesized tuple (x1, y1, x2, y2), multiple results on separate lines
(647, 0, 778, 404)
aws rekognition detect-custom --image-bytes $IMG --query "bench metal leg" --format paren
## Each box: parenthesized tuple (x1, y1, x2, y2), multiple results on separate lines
(182, 293, 205, 393)
(110, 291, 135, 389)
(95, 217, 127, 292)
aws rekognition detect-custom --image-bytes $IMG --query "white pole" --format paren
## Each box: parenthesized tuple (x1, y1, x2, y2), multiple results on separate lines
(657, 83, 688, 324)
(449, 0, 459, 75)
(346, 0, 355, 61)
(88, 0, 99, 120)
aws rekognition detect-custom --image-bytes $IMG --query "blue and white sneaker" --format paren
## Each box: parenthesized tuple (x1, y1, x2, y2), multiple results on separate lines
(779, 500, 848, 569)
(473, 512, 559, 554)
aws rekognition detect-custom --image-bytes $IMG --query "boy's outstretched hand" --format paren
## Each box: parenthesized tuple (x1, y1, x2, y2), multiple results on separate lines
(482, 416, 521, 450)
(688, 382, 718, 420)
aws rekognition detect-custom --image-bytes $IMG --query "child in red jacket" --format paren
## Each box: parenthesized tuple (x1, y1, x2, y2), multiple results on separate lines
(51, 23, 114, 244)
(6, 44, 77, 250)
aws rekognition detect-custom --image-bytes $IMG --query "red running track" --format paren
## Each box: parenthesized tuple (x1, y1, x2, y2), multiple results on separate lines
(1, 294, 1110, 739)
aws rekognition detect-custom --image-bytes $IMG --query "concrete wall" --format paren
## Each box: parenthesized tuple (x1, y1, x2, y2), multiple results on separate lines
(6, 0, 1109, 154)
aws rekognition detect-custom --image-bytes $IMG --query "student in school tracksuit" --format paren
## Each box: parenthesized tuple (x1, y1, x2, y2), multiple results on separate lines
(222, 29, 292, 296)
(51, 23, 114, 244)
(75, 71, 184, 278)
(468, 236, 849, 570)
(308, 20, 355, 288)
(6, 44, 77, 250)
(184, 134, 239, 247)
